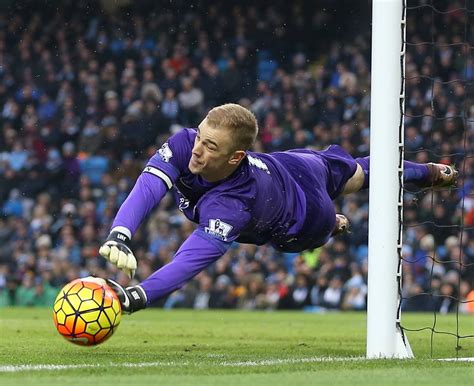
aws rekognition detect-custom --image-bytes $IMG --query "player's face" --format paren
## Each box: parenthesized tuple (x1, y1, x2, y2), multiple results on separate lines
(189, 119, 244, 182)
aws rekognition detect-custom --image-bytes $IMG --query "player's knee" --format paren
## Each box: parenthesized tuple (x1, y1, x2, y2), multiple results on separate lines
(342, 164, 365, 195)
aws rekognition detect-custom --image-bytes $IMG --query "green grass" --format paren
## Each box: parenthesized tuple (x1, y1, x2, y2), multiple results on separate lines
(0, 308, 472, 385)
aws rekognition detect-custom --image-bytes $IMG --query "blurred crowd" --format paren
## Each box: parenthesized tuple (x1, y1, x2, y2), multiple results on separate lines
(0, 0, 473, 313)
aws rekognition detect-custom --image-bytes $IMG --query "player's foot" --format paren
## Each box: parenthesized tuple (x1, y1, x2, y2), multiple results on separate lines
(417, 163, 458, 189)
(332, 214, 350, 237)
(105, 278, 147, 314)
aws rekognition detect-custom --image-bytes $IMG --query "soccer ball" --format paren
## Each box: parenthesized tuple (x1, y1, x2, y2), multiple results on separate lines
(53, 277, 122, 346)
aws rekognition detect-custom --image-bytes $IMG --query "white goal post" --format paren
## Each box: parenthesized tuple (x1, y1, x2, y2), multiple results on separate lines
(367, 0, 413, 359)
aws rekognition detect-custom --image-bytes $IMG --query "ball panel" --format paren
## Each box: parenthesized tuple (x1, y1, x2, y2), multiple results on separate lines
(66, 293, 82, 310)
(102, 294, 113, 308)
(78, 286, 94, 301)
(111, 299, 121, 315)
(61, 298, 76, 315)
(94, 327, 112, 343)
(54, 291, 64, 305)
(97, 310, 112, 329)
(64, 314, 76, 332)
(81, 310, 101, 323)
(66, 280, 84, 295)
(81, 280, 103, 291)
(104, 306, 119, 326)
(53, 298, 64, 313)
(74, 315, 86, 334)
(92, 287, 105, 305)
(85, 321, 101, 335)
(55, 309, 67, 324)
(57, 322, 72, 336)
(115, 310, 121, 326)
(78, 298, 100, 313)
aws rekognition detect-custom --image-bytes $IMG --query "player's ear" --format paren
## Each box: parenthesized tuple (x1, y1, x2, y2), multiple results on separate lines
(228, 150, 246, 165)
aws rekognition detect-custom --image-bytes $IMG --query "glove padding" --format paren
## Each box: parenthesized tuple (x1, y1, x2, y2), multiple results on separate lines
(99, 231, 137, 279)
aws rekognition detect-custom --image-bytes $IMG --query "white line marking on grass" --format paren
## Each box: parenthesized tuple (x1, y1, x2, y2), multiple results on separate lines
(0, 362, 178, 373)
(219, 356, 365, 367)
(437, 357, 474, 362)
(0, 357, 364, 373)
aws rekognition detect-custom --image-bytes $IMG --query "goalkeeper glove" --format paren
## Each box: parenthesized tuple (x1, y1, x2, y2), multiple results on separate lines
(106, 278, 147, 314)
(99, 230, 137, 279)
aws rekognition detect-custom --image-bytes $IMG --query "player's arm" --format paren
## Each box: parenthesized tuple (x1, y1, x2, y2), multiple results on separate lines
(99, 171, 169, 278)
(135, 196, 250, 301)
(100, 129, 193, 278)
(106, 195, 250, 312)
(141, 230, 231, 301)
(106, 230, 231, 313)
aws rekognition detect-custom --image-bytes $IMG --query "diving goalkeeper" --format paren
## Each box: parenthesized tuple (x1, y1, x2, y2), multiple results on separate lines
(98, 103, 458, 312)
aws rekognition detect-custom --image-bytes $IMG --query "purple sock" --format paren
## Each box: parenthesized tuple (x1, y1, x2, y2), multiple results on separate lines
(403, 160, 430, 184)
(355, 157, 429, 189)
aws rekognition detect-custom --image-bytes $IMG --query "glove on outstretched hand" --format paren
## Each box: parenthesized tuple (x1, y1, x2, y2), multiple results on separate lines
(99, 231, 137, 279)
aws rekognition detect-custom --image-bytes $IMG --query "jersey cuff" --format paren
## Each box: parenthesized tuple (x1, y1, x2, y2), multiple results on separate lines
(143, 166, 173, 189)
(110, 226, 132, 239)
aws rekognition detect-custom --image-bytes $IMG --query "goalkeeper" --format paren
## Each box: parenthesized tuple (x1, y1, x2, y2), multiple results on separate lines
(98, 103, 458, 313)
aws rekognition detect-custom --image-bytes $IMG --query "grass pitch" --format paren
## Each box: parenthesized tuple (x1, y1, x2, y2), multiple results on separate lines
(0, 308, 472, 385)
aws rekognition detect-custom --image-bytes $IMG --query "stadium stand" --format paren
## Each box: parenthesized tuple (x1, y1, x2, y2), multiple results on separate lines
(0, 0, 472, 312)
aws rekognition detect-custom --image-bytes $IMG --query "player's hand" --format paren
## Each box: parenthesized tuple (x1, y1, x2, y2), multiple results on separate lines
(99, 231, 137, 279)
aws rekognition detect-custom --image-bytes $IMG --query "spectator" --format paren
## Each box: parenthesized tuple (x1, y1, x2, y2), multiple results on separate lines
(321, 276, 344, 309)
(178, 77, 204, 126)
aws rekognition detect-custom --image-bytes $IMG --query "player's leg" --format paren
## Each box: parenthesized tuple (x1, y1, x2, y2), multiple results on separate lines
(412, 162, 458, 188)
(341, 156, 458, 195)
(299, 145, 356, 235)
(341, 163, 365, 195)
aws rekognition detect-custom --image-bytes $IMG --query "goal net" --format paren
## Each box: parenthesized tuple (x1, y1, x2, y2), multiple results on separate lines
(367, 0, 473, 359)
(400, 0, 474, 359)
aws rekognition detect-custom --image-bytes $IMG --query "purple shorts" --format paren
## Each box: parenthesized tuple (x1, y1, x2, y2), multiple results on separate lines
(273, 145, 357, 251)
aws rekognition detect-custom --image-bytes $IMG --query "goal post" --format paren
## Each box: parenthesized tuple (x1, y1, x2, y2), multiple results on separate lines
(366, 0, 413, 359)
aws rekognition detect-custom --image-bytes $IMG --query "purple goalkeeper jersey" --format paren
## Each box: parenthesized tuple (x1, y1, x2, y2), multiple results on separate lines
(115, 128, 358, 251)
(112, 128, 357, 302)
(144, 128, 337, 251)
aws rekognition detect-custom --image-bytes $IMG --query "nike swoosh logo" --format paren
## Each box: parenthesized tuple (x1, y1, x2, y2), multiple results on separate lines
(122, 290, 130, 309)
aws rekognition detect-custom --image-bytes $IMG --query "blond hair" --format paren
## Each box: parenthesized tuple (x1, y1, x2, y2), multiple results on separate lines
(205, 103, 258, 151)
